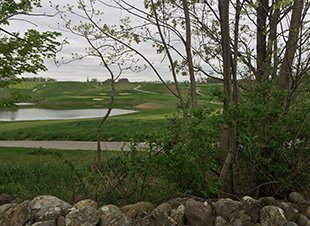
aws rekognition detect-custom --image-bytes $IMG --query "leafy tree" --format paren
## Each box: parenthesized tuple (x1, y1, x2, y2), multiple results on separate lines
(0, 0, 61, 107)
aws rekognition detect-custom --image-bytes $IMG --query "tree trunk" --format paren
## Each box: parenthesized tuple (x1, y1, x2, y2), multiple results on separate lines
(182, 0, 198, 109)
(277, 0, 304, 90)
(256, 0, 269, 82)
(218, 0, 233, 195)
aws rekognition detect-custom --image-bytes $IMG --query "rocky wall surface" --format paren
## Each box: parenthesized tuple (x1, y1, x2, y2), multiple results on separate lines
(0, 192, 309, 226)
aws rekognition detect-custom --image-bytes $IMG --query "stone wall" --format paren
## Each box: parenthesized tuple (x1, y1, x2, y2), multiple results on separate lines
(0, 192, 309, 226)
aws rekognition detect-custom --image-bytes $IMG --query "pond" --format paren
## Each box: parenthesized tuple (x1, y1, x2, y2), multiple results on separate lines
(0, 108, 136, 121)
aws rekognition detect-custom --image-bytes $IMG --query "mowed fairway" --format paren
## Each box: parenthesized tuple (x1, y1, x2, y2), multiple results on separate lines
(0, 81, 222, 141)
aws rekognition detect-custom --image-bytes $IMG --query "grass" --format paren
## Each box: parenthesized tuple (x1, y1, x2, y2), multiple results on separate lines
(0, 147, 175, 205)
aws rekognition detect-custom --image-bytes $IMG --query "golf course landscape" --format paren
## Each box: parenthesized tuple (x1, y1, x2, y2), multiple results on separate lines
(0, 80, 224, 204)
(0, 80, 222, 141)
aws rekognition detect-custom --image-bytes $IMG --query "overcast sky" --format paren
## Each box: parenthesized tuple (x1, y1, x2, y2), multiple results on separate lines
(6, 0, 192, 82)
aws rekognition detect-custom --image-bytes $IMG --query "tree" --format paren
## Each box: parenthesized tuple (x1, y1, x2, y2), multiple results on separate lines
(0, 0, 60, 107)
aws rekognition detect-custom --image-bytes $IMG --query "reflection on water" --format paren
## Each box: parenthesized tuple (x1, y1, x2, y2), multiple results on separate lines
(0, 108, 136, 121)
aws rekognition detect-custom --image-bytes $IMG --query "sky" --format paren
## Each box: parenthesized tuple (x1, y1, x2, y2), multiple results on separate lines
(5, 0, 191, 82)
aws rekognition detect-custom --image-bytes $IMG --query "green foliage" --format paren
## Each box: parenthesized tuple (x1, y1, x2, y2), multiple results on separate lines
(154, 107, 223, 197)
(0, 0, 61, 107)
(230, 83, 310, 196)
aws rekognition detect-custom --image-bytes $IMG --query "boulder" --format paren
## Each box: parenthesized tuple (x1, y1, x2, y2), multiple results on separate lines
(74, 199, 98, 210)
(230, 210, 252, 225)
(65, 206, 100, 226)
(214, 198, 242, 220)
(0, 200, 30, 226)
(305, 206, 310, 218)
(121, 201, 154, 219)
(288, 192, 306, 204)
(29, 195, 72, 222)
(31, 220, 56, 226)
(0, 194, 13, 205)
(99, 204, 131, 226)
(170, 204, 185, 225)
(185, 199, 213, 226)
(260, 205, 287, 226)
(258, 197, 276, 207)
(283, 222, 298, 226)
(214, 216, 227, 226)
(297, 214, 310, 226)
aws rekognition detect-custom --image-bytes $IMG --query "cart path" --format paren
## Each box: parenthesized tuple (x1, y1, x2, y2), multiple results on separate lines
(0, 140, 147, 151)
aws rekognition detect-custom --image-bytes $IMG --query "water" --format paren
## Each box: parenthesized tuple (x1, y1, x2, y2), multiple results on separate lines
(0, 108, 136, 121)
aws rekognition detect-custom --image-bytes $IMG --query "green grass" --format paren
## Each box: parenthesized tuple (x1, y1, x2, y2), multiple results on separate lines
(0, 147, 175, 205)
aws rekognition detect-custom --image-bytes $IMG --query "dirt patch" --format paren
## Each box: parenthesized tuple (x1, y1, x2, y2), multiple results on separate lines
(135, 103, 162, 110)
(99, 93, 108, 96)
(93, 98, 103, 101)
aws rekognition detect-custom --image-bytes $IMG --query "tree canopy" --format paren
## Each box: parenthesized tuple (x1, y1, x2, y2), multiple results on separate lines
(0, 0, 60, 106)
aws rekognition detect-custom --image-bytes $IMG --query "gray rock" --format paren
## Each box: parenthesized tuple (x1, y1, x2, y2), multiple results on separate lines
(29, 195, 71, 222)
(283, 207, 299, 222)
(214, 216, 227, 226)
(242, 196, 258, 206)
(31, 220, 56, 226)
(288, 192, 306, 204)
(185, 199, 213, 226)
(260, 205, 287, 226)
(230, 210, 252, 225)
(65, 206, 100, 226)
(57, 216, 65, 226)
(121, 201, 154, 219)
(0, 200, 30, 226)
(258, 197, 276, 207)
(74, 199, 98, 210)
(99, 204, 131, 226)
(0, 194, 13, 205)
(305, 206, 310, 218)
(214, 198, 242, 220)
(170, 204, 185, 225)
(283, 222, 298, 226)
(297, 214, 310, 226)
(152, 203, 172, 215)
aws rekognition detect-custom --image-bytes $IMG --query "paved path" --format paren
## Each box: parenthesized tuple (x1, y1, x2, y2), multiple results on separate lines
(0, 140, 147, 151)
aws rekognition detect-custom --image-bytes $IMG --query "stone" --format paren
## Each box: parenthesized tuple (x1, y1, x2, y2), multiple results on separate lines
(283, 222, 298, 226)
(57, 216, 65, 226)
(185, 199, 213, 226)
(283, 207, 299, 222)
(297, 214, 310, 226)
(167, 198, 188, 209)
(214, 216, 227, 226)
(260, 205, 287, 226)
(65, 206, 100, 226)
(258, 197, 276, 207)
(170, 204, 185, 225)
(306, 206, 310, 218)
(243, 205, 260, 223)
(230, 210, 252, 225)
(29, 195, 72, 222)
(99, 204, 131, 226)
(152, 202, 172, 215)
(31, 220, 56, 226)
(214, 198, 242, 220)
(0, 200, 30, 226)
(121, 201, 154, 219)
(288, 192, 306, 204)
(242, 196, 258, 206)
(0, 194, 13, 205)
(74, 199, 98, 210)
